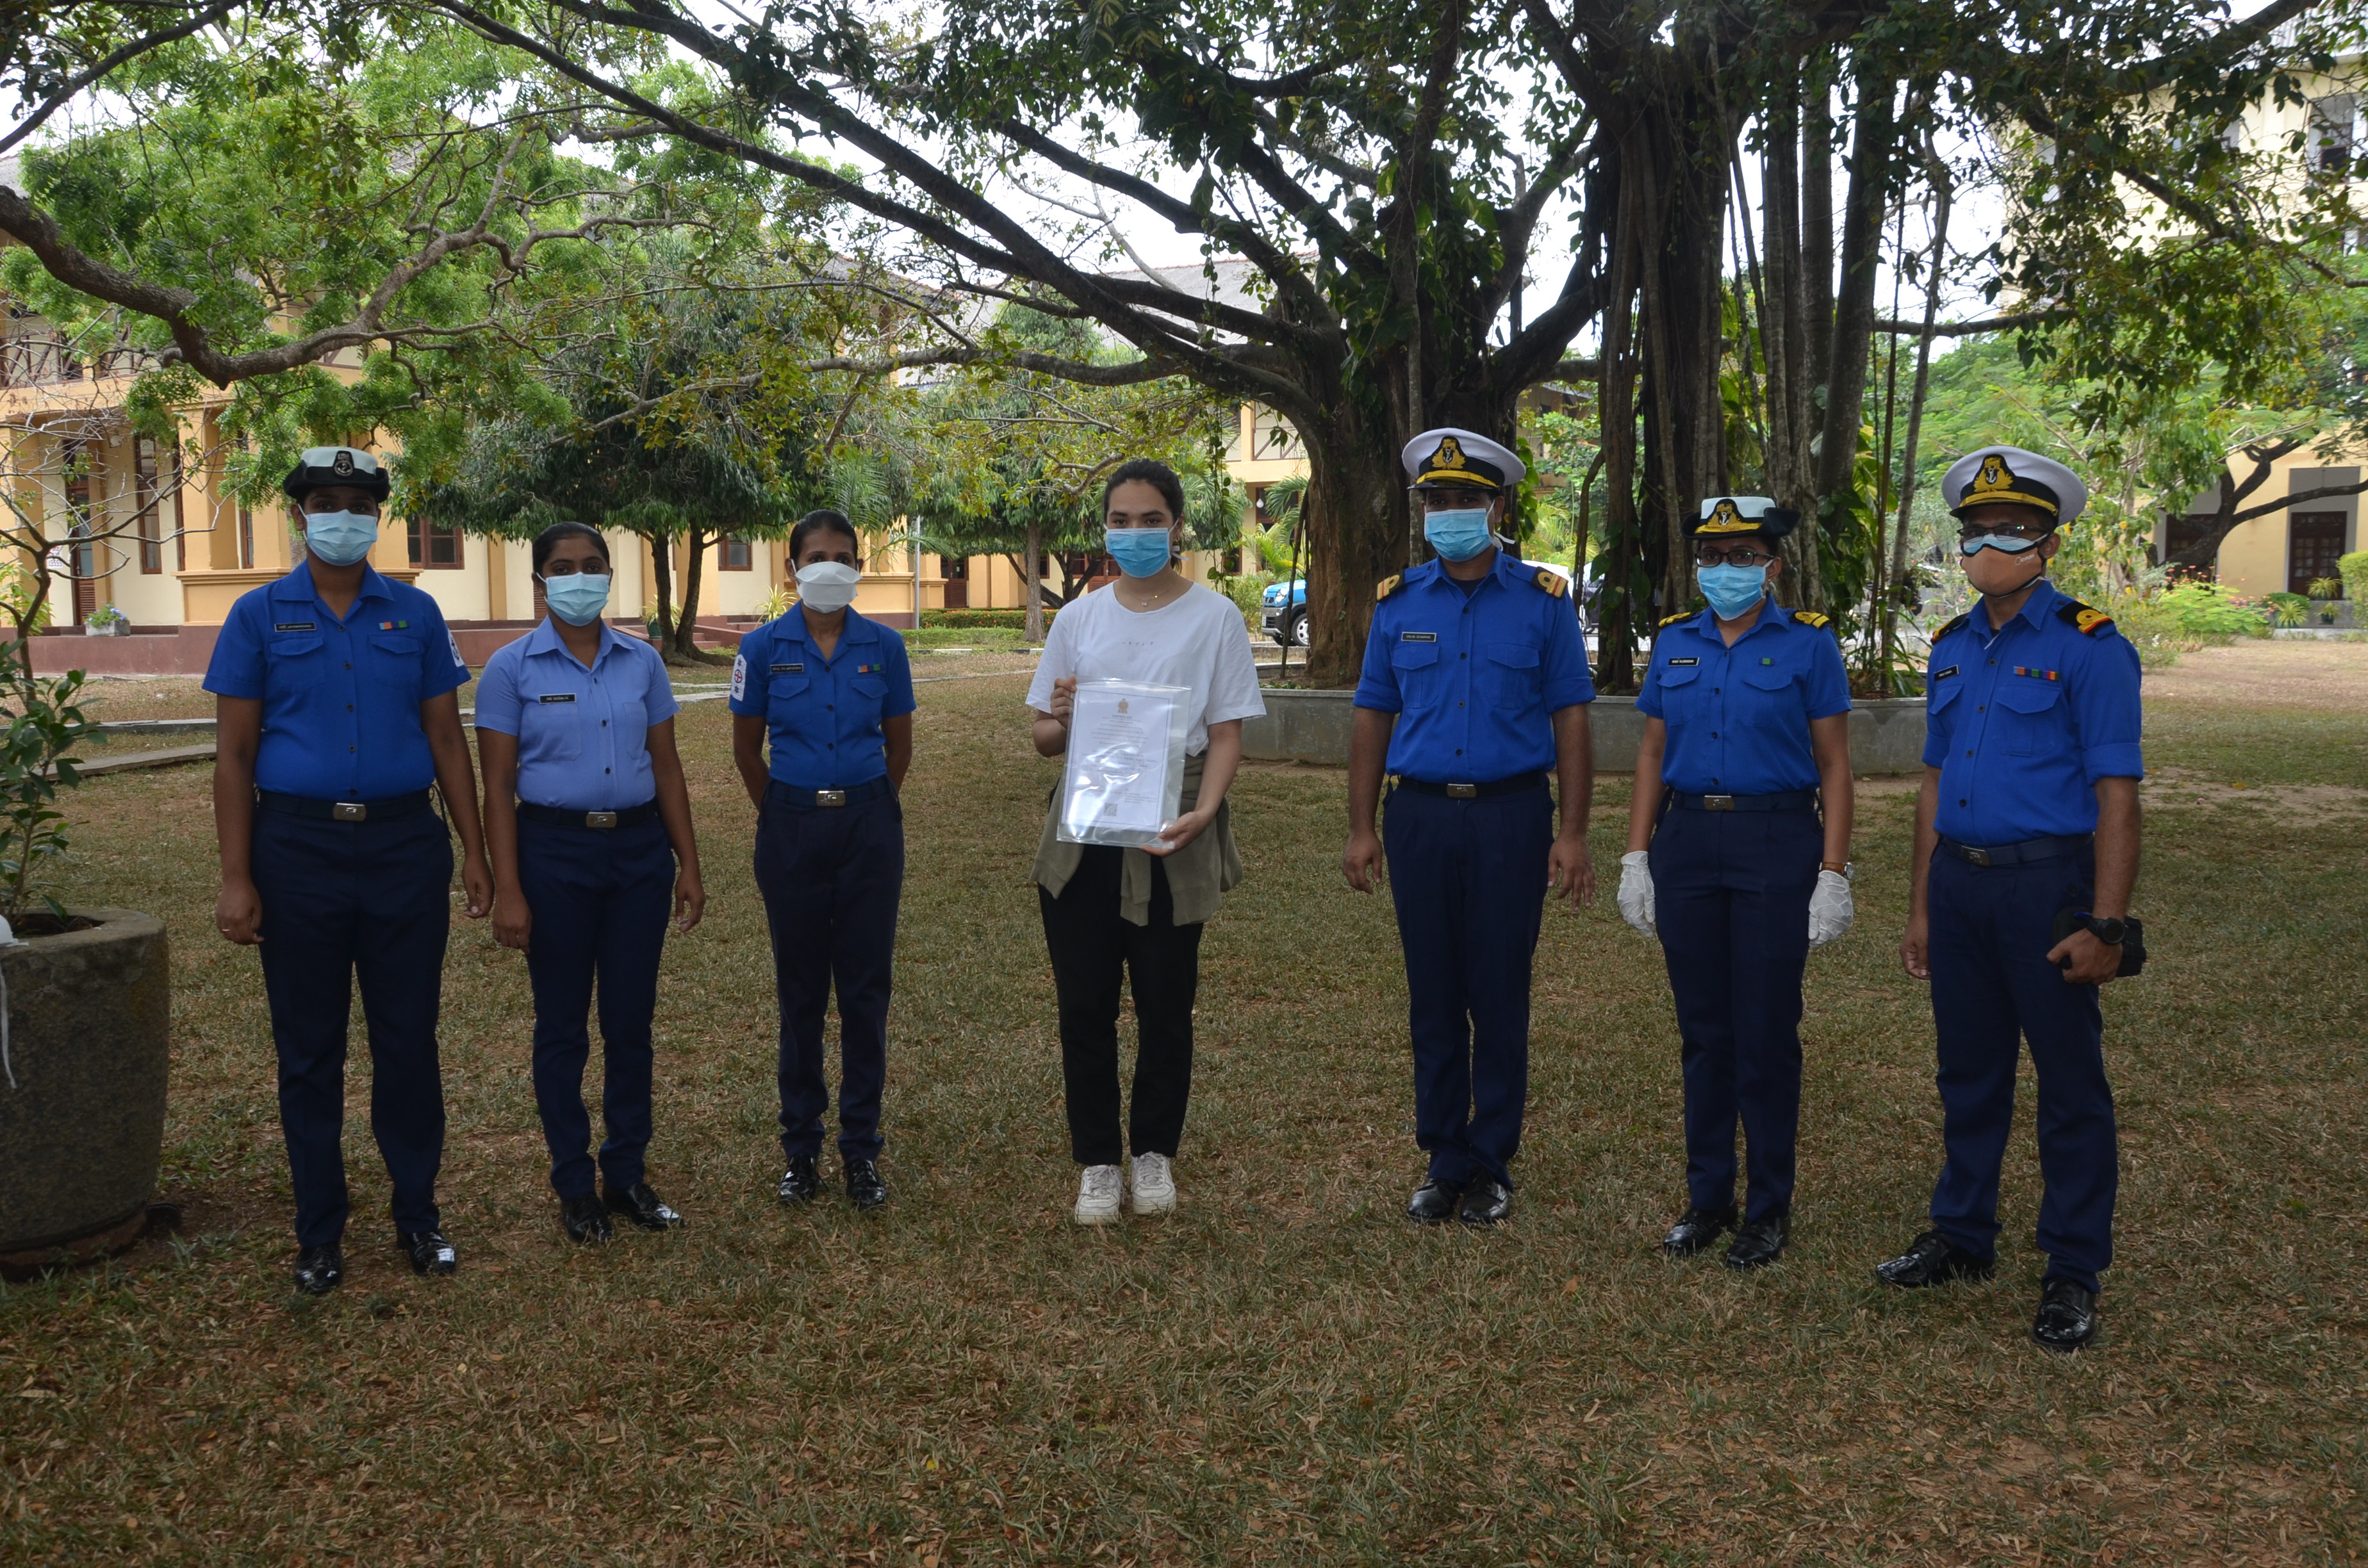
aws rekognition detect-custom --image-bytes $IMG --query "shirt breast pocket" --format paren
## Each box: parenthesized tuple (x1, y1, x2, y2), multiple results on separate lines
(1390, 640, 1441, 706)
(368, 635, 422, 692)
(1654, 660, 1704, 716)
(265, 634, 326, 690)
(1741, 663, 1798, 727)
(1483, 641, 1541, 704)
(767, 672, 810, 724)
(850, 673, 889, 717)
(1996, 679, 2066, 755)
(526, 695, 584, 761)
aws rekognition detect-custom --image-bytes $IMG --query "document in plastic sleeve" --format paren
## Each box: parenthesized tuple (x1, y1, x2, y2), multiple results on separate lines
(1057, 680, 1190, 847)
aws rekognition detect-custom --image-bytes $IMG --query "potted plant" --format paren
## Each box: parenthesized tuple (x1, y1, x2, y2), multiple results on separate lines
(83, 603, 129, 637)
(2308, 576, 2343, 626)
(0, 646, 171, 1274)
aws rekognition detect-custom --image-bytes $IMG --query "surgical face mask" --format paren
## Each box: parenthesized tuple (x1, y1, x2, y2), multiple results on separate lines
(1105, 526, 1174, 578)
(541, 573, 612, 626)
(1959, 529, 2051, 596)
(1697, 562, 1770, 620)
(795, 560, 862, 614)
(1423, 507, 1495, 562)
(302, 509, 377, 568)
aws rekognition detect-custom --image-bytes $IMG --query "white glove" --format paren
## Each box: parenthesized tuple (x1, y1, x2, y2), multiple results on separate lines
(1617, 851, 1656, 937)
(1807, 868, 1854, 948)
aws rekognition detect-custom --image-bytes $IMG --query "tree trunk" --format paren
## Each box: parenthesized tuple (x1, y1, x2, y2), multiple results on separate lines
(647, 530, 675, 649)
(670, 527, 709, 662)
(1594, 155, 1646, 690)
(1023, 521, 1044, 644)
(1803, 68, 1835, 400)
(1881, 152, 1952, 682)
(1810, 58, 1899, 612)
(1296, 414, 1406, 690)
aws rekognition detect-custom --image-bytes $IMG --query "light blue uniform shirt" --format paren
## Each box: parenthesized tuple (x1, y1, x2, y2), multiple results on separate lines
(727, 608, 916, 788)
(1923, 578, 2144, 844)
(473, 619, 680, 812)
(1638, 602, 1852, 795)
(203, 562, 470, 800)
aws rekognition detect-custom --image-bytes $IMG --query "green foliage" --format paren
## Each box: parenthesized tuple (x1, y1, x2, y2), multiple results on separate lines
(2340, 550, 2368, 607)
(918, 609, 1060, 630)
(2155, 584, 2274, 639)
(2265, 592, 2310, 628)
(0, 653, 94, 922)
(2308, 576, 2342, 602)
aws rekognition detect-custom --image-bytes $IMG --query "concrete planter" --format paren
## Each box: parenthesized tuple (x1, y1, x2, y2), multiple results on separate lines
(0, 908, 170, 1269)
(1244, 689, 1930, 774)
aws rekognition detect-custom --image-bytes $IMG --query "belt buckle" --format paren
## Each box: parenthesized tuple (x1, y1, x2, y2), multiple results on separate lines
(815, 788, 848, 808)
(333, 801, 368, 822)
(1445, 783, 1478, 799)
(1963, 845, 1992, 866)
(1702, 794, 1735, 812)
(584, 810, 618, 829)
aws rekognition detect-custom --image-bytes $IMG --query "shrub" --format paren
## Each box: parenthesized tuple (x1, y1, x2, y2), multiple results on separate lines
(2153, 583, 2273, 638)
(1217, 570, 1272, 636)
(919, 608, 1060, 630)
(2308, 576, 2342, 602)
(0, 647, 95, 922)
(2265, 591, 2310, 628)
(2340, 549, 2368, 606)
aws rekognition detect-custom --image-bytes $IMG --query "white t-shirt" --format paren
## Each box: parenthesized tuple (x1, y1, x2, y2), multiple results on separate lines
(1025, 581, 1267, 755)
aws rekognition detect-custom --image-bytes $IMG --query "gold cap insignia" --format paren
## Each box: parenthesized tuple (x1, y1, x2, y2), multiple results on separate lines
(1433, 437, 1465, 471)
(1963, 452, 2059, 514)
(1696, 498, 1761, 535)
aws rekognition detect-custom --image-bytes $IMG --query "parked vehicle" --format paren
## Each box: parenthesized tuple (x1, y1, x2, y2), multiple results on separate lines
(1261, 577, 1308, 646)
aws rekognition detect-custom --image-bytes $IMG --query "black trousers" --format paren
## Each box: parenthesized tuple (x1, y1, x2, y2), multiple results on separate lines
(1038, 847, 1203, 1167)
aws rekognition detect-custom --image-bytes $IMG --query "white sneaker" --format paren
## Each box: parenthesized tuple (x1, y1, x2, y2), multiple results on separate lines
(1130, 1152, 1176, 1215)
(1073, 1164, 1122, 1226)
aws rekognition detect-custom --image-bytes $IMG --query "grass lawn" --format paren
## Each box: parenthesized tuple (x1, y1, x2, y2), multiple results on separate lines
(2, 644, 2364, 1564)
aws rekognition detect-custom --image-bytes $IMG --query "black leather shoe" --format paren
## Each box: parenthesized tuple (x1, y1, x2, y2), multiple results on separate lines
(399, 1228, 458, 1277)
(777, 1156, 820, 1206)
(604, 1182, 684, 1231)
(292, 1245, 343, 1296)
(2032, 1278, 2099, 1352)
(1458, 1177, 1513, 1227)
(1723, 1212, 1789, 1270)
(1406, 1177, 1464, 1225)
(1873, 1228, 1994, 1289)
(1661, 1206, 1738, 1257)
(561, 1194, 613, 1245)
(844, 1159, 888, 1211)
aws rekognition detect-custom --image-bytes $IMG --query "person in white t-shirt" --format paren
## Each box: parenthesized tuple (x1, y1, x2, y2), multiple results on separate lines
(1025, 459, 1267, 1226)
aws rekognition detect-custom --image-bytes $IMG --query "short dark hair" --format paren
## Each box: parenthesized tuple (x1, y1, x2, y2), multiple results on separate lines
(789, 509, 861, 562)
(1102, 459, 1185, 523)
(531, 520, 608, 575)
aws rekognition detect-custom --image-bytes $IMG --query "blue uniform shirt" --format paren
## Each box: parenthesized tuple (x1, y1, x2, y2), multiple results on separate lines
(1923, 578, 2144, 844)
(1353, 553, 1595, 782)
(203, 561, 470, 800)
(1638, 602, 1851, 794)
(473, 618, 681, 811)
(727, 608, 916, 788)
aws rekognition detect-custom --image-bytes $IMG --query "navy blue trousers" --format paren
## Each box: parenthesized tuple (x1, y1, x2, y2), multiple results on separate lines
(755, 785, 903, 1162)
(251, 808, 452, 1248)
(1650, 804, 1820, 1223)
(1383, 781, 1552, 1188)
(516, 813, 673, 1198)
(1926, 849, 2117, 1293)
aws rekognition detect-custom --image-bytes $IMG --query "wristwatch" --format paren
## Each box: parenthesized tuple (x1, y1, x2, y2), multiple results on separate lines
(1820, 860, 1853, 878)
(2083, 915, 2128, 946)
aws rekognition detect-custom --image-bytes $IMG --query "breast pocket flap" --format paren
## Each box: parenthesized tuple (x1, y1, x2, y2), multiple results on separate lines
(268, 635, 324, 659)
(1390, 642, 1440, 671)
(1656, 661, 1703, 687)
(371, 635, 422, 657)
(1998, 681, 2064, 715)
(1484, 641, 1540, 669)
(1927, 677, 1962, 714)
(1743, 665, 1794, 690)
(768, 673, 810, 699)
(851, 674, 888, 699)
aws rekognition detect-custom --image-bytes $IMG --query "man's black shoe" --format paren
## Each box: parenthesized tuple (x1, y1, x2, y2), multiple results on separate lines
(844, 1159, 889, 1211)
(777, 1156, 821, 1206)
(400, 1228, 458, 1277)
(292, 1245, 343, 1296)
(1458, 1177, 1514, 1227)
(1406, 1177, 1463, 1225)
(1661, 1206, 1737, 1258)
(561, 1194, 613, 1245)
(604, 1182, 684, 1231)
(1723, 1212, 1789, 1270)
(1873, 1228, 1994, 1289)
(2032, 1278, 2099, 1352)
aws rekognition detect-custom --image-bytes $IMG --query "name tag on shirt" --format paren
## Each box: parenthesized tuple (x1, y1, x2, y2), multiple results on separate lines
(771, 662, 804, 673)
(1668, 657, 1698, 666)
(1934, 665, 1959, 680)
(1400, 632, 1438, 642)
(274, 621, 317, 633)
(536, 693, 577, 704)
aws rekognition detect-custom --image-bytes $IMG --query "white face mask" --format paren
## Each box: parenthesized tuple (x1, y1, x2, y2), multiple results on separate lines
(795, 561, 862, 614)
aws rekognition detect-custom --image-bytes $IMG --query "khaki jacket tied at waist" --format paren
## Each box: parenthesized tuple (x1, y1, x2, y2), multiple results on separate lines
(1032, 749, 1244, 926)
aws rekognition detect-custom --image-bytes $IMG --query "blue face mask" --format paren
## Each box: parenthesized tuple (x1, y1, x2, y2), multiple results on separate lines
(543, 573, 612, 626)
(1423, 507, 1495, 562)
(303, 509, 378, 568)
(1698, 563, 1770, 619)
(1105, 526, 1174, 578)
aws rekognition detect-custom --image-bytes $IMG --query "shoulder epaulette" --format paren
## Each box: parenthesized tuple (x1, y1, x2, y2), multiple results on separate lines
(1532, 568, 1568, 598)
(1935, 612, 1971, 640)
(1376, 573, 1404, 601)
(1792, 610, 1831, 630)
(1657, 611, 1694, 629)
(2056, 600, 2116, 636)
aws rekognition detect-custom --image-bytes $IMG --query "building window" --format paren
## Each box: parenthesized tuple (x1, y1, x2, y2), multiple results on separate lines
(2165, 514, 2219, 580)
(406, 516, 463, 568)
(2289, 512, 2348, 596)
(170, 446, 186, 571)
(238, 503, 254, 569)
(720, 535, 752, 571)
(134, 436, 163, 573)
(2314, 95, 2356, 173)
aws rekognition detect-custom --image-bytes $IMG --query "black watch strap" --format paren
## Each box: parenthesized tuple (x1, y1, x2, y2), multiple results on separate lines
(2085, 915, 2127, 945)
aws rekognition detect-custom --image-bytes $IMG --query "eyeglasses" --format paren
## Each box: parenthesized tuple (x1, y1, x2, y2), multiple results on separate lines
(1956, 523, 2053, 556)
(1695, 547, 1775, 568)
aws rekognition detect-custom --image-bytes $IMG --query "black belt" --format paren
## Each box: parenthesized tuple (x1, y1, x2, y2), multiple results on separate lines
(1672, 789, 1818, 812)
(767, 778, 894, 810)
(518, 799, 659, 830)
(1941, 833, 2093, 871)
(257, 789, 433, 823)
(1392, 771, 1548, 800)
(1939, 833, 2094, 867)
